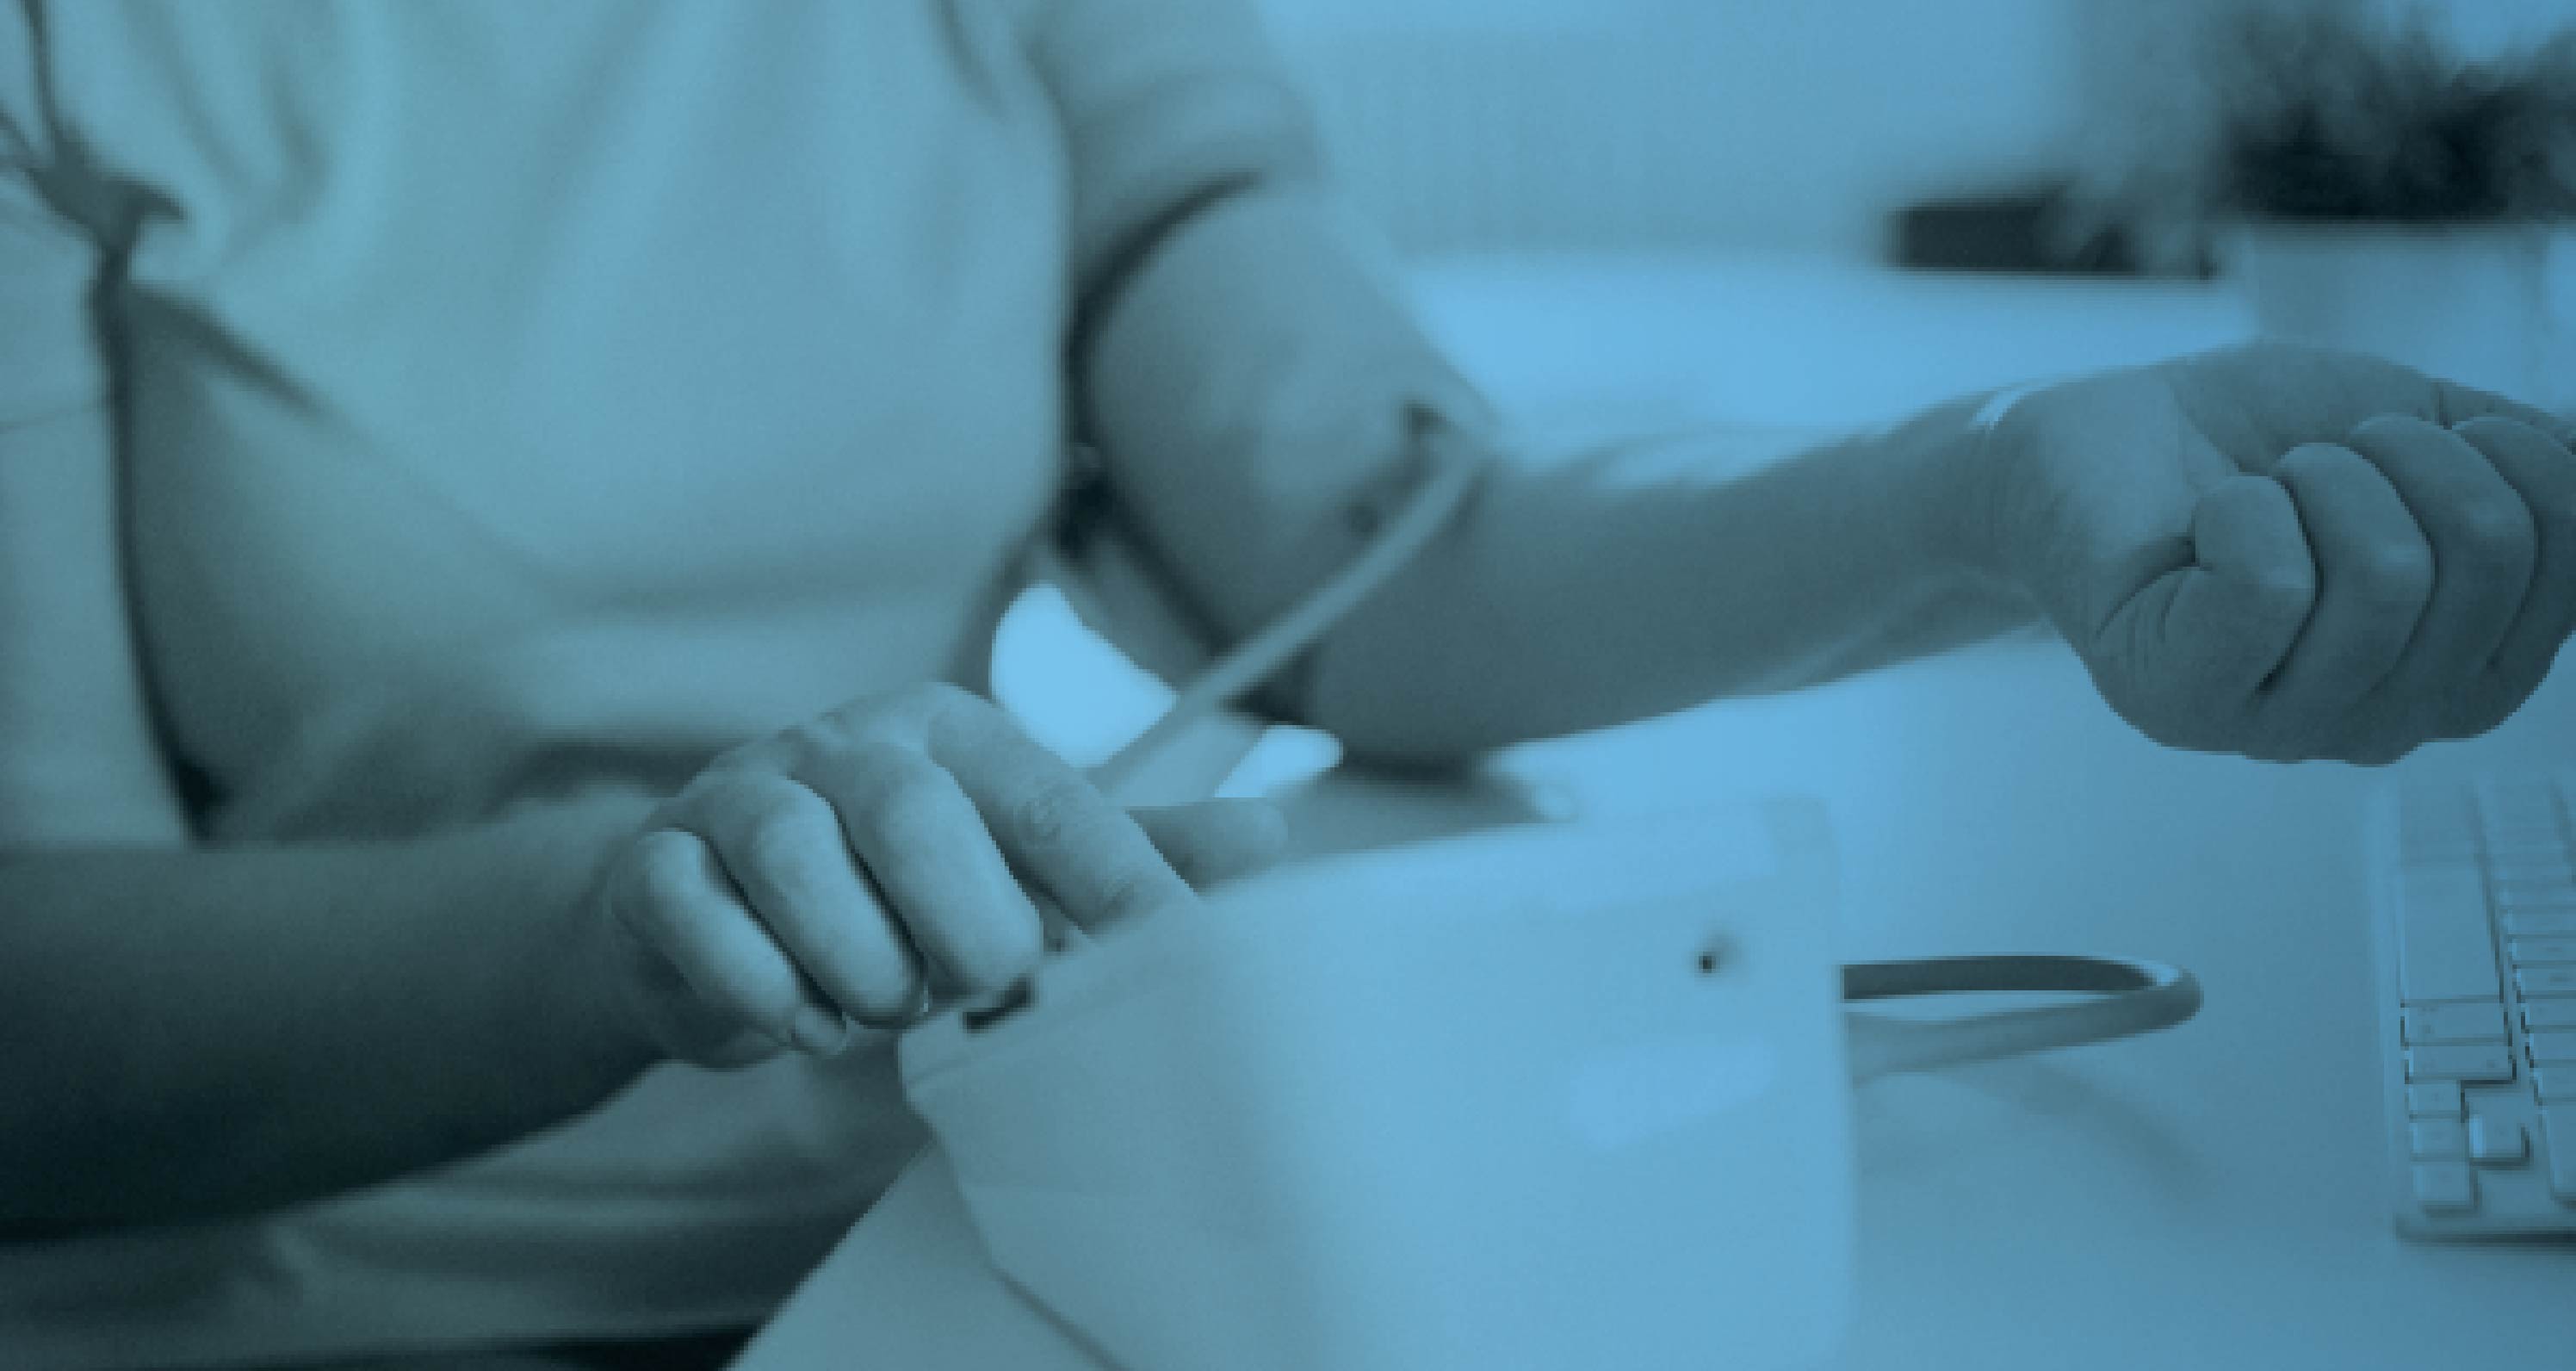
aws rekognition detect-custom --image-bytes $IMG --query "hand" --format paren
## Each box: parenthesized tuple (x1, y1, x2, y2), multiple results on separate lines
(587, 683, 1287, 1066)
(1977, 344, 2576, 764)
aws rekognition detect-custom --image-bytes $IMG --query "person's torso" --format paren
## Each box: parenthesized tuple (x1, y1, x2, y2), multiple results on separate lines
(5, 3, 1076, 1363)
(51, 0, 1073, 835)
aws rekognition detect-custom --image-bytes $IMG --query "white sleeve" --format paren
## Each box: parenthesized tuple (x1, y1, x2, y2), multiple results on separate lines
(0, 1, 108, 434)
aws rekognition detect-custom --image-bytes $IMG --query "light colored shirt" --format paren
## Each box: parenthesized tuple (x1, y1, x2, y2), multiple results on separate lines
(0, 0, 1428, 1364)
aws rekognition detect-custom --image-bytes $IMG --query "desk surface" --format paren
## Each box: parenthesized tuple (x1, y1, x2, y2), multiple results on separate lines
(740, 258, 2576, 1368)
(737, 633, 2576, 1370)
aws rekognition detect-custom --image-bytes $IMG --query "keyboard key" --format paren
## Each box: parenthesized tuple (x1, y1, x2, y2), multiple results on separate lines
(2406, 1082, 2465, 1116)
(2543, 1109, 2576, 1204)
(2412, 1162, 2477, 1212)
(2495, 884, 2576, 911)
(2398, 867, 2502, 1004)
(2411, 1119, 2468, 1158)
(2511, 938, 2576, 965)
(2406, 1045, 2516, 1083)
(2516, 966, 2576, 998)
(2525, 1002, 2576, 1031)
(2503, 912, 2576, 938)
(2534, 1068, 2576, 1103)
(2469, 1115, 2529, 1164)
(2479, 785, 2561, 815)
(2478, 798, 2555, 828)
(2528, 1033, 2576, 1064)
(2404, 1002, 2508, 1044)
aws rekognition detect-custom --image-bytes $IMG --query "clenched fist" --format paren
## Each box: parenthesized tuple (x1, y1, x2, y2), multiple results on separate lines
(1977, 344, 2576, 764)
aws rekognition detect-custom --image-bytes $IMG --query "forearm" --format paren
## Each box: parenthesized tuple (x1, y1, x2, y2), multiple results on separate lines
(0, 791, 662, 1231)
(1303, 397, 2039, 763)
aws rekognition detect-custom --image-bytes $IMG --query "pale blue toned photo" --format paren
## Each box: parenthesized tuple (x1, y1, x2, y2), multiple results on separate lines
(3, 2, 2573, 1368)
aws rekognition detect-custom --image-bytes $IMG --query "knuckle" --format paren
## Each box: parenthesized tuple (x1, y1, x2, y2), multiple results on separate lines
(741, 798, 831, 888)
(631, 829, 711, 909)
(858, 772, 959, 851)
(821, 732, 924, 795)
(2453, 414, 2523, 443)
(1011, 777, 1103, 851)
(2270, 443, 2344, 482)
(2350, 413, 2441, 447)
(900, 680, 982, 728)
(816, 682, 981, 747)
(806, 708, 900, 760)
(2455, 414, 2552, 450)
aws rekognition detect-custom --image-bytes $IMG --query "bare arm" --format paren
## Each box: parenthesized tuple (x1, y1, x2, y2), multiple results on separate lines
(0, 797, 661, 1232)
(1040, 0, 2032, 768)
(0, 407, 660, 1232)
(1297, 399, 2040, 763)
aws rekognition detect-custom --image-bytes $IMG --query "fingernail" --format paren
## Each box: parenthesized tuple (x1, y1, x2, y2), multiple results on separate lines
(790, 1005, 849, 1056)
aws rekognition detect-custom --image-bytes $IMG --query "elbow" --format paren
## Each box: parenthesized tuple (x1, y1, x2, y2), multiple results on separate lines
(1291, 679, 1518, 778)
(1328, 730, 1497, 779)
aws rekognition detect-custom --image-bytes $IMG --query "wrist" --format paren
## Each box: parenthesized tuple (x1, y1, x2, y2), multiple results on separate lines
(522, 791, 669, 1085)
(1904, 386, 2044, 601)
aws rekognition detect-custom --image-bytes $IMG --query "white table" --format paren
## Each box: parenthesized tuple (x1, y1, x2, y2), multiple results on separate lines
(737, 636, 2576, 1370)
(737, 258, 2576, 1368)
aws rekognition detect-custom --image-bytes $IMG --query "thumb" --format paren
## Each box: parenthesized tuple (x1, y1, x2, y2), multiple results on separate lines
(2103, 474, 2315, 701)
(1129, 798, 1291, 889)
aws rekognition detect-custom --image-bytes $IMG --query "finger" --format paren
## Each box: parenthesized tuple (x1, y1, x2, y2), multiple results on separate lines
(2143, 474, 2315, 701)
(1128, 799, 1290, 888)
(2342, 416, 2538, 741)
(1030, 888, 1086, 955)
(927, 708, 1198, 934)
(2258, 444, 2435, 738)
(2431, 378, 2576, 449)
(616, 827, 823, 1054)
(803, 741, 1044, 996)
(2453, 415, 2576, 729)
(692, 771, 926, 1033)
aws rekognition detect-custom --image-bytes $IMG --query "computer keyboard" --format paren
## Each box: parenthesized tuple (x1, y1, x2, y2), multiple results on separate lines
(2372, 771, 2576, 1237)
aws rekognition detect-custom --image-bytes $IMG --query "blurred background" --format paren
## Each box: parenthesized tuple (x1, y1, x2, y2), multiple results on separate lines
(1257, 0, 2571, 261)
(1007, 0, 2576, 782)
(1266, 0, 2142, 258)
